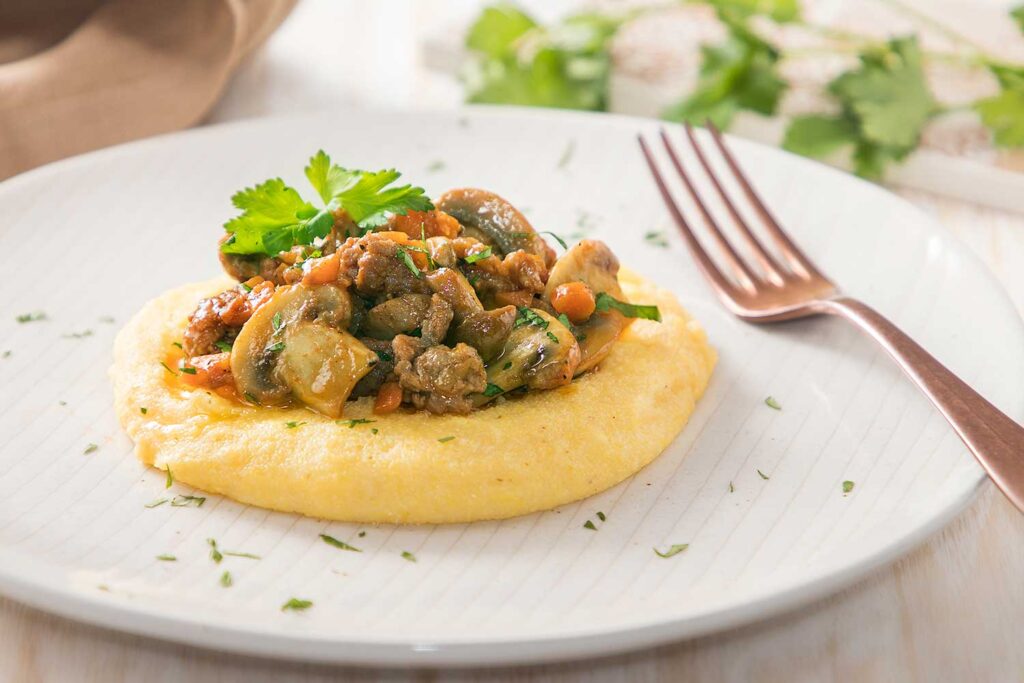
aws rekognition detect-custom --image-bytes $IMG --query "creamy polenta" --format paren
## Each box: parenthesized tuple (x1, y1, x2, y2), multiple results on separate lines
(112, 270, 714, 524)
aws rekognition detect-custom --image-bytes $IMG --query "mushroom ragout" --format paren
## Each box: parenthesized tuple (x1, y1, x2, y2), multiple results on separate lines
(176, 151, 662, 417)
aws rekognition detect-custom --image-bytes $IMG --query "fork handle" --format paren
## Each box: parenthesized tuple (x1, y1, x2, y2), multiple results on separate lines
(817, 296, 1024, 510)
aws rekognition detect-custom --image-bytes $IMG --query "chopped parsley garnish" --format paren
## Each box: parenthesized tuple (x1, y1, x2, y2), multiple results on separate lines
(215, 340, 233, 353)
(545, 331, 559, 344)
(842, 480, 855, 494)
(540, 231, 569, 249)
(165, 466, 174, 488)
(62, 330, 93, 339)
(140, 407, 148, 415)
(281, 597, 313, 612)
(644, 231, 669, 248)
(272, 312, 284, 332)
(375, 349, 393, 363)
(395, 246, 423, 278)
(239, 282, 253, 293)
(243, 392, 259, 404)
(358, 531, 367, 538)
(594, 292, 661, 321)
(320, 534, 361, 552)
(583, 520, 597, 530)
(764, 396, 781, 410)
(83, 443, 98, 455)
(463, 246, 493, 264)
(729, 481, 735, 493)
(160, 362, 177, 375)
(514, 307, 548, 330)
(757, 469, 770, 480)
(266, 341, 286, 353)
(438, 436, 455, 443)
(171, 341, 183, 349)
(144, 498, 168, 509)
(99, 315, 116, 323)
(370, 428, 379, 435)
(156, 554, 177, 562)
(170, 495, 206, 508)
(208, 538, 223, 563)
(596, 511, 606, 522)
(223, 551, 261, 560)
(285, 421, 306, 429)
(654, 543, 689, 559)
(426, 159, 446, 172)
(15, 311, 46, 323)
(336, 418, 376, 429)
(1, 350, 10, 359)
(483, 383, 504, 397)
(179, 366, 197, 375)
(220, 571, 233, 587)
(502, 361, 512, 370)
(401, 551, 417, 562)
(557, 140, 575, 169)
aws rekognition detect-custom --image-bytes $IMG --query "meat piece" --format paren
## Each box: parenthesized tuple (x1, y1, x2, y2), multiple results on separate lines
(395, 342, 487, 414)
(502, 250, 547, 292)
(420, 294, 453, 345)
(337, 233, 432, 298)
(350, 337, 396, 397)
(182, 279, 275, 357)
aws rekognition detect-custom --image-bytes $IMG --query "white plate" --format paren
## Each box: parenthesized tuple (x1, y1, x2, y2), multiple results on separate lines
(0, 108, 1020, 668)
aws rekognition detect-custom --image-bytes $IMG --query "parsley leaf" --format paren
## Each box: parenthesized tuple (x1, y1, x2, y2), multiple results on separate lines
(654, 543, 689, 558)
(333, 168, 433, 229)
(221, 178, 330, 257)
(320, 534, 361, 552)
(842, 480, 855, 494)
(466, 2, 537, 56)
(594, 292, 661, 321)
(977, 66, 1024, 147)
(707, 0, 799, 22)
(782, 115, 858, 158)
(463, 246, 493, 264)
(1012, 5, 1024, 33)
(663, 16, 785, 128)
(401, 551, 417, 562)
(304, 149, 361, 204)
(281, 597, 313, 611)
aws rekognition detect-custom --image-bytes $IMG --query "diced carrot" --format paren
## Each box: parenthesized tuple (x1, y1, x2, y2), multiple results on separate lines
(551, 282, 596, 323)
(302, 251, 341, 285)
(181, 353, 232, 389)
(494, 289, 534, 308)
(374, 381, 403, 414)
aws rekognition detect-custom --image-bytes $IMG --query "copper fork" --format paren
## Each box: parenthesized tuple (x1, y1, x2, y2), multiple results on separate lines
(639, 122, 1024, 513)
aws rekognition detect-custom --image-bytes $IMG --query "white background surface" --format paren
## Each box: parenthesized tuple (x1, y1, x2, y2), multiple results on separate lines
(5, 1, 1024, 680)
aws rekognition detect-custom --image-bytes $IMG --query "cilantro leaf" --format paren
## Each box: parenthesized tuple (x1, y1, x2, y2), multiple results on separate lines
(977, 66, 1024, 147)
(828, 37, 936, 150)
(663, 18, 785, 128)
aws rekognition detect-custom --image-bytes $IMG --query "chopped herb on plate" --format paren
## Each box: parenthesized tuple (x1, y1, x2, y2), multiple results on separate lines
(83, 443, 98, 455)
(281, 597, 313, 612)
(401, 551, 417, 562)
(654, 543, 689, 559)
(320, 534, 361, 552)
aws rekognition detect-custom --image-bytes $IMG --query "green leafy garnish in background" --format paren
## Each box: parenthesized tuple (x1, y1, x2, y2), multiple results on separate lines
(976, 66, 1024, 147)
(222, 151, 432, 257)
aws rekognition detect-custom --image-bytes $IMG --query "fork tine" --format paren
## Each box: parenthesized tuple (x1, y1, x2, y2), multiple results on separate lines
(682, 123, 786, 286)
(637, 135, 742, 299)
(704, 122, 825, 281)
(656, 129, 759, 292)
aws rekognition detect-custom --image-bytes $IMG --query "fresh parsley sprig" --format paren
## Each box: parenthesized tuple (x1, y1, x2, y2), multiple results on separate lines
(222, 151, 433, 257)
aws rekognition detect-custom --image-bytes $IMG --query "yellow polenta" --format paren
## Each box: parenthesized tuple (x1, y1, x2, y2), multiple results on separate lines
(111, 270, 715, 524)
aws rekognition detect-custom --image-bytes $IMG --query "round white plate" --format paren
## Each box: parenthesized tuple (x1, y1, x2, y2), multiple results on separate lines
(0, 108, 1020, 668)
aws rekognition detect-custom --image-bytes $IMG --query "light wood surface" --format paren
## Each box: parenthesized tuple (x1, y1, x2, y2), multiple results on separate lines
(4, 2, 1024, 680)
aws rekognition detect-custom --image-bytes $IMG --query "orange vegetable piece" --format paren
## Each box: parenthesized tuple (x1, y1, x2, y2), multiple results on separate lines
(374, 381, 403, 414)
(302, 251, 341, 285)
(550, 282, 596, 323)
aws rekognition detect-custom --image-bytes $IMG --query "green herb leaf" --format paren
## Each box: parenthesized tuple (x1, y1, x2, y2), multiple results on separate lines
(977, 66, 1024, 147)
(514, 307, 549, 329)
(156, 554, 177, 562)
(557, 140, 575, 169)
(170, 494, 206, 508)
(304, 149, 361, 204)
(596, 511, 606, 521)
(337, 418, 377, 429)
(221, 178, 328, 257)
(145, 498, 168, 509)
(395, 246, 423, 279)
(332, 168, 433, 229)
(764, 396, 781, 410)
(140, 407, 148, 415)
(654, 543, 689, 558)
(466, 2, 537, 57)
(594, 292, 661, 321)
(1013, 5, 1024, 33)
(401, 551, 417, 562)
(62, 330, 93, 339)
(757, 469, 770, 480)
(438, 435, 456, 443)
(463, 246, 493, 264)
(160, 362, 177, 376)
(483, 383, 504, 397)
(220, 571, 233, 587)
(208, 538, 223, 563)
(15, 311, 46, 323)
(782, 115, 859, 159)
(281, 597, 313, 612)
(272, 312, 283, 332)
(223, 551, 261, 560)
(165, 466, 174, 489)
(215, 340, 233, 353)
(540, 231, 569, 249)
(83, 443, 98, 455)
(644, 231, 669, 248)
(842, 480, 855, 494)
(179, 366, 197, 375)
(706, 0, 799, 22)
(583, 520, 597, 530)
(285, 420, 306, 429)
(729, 481, 735, 493)
(266, 341, 286, 353)
(545, 331, 559, 344)
(320, 533, 362, 552)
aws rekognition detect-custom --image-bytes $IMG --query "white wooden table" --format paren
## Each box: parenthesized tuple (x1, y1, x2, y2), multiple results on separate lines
(5, 2, 1024, 680)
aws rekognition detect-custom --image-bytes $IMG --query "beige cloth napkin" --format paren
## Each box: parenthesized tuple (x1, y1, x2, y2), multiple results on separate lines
(0, 0, 297, 180)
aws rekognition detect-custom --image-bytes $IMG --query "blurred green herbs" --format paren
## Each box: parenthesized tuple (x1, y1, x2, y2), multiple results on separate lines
(462, 0, 1024, 179)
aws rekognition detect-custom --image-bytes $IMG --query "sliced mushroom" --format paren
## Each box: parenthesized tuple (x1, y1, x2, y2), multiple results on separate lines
(543, 240, 629, 375)
(363, 294, 432, 340)
(426, 236, 457, 268)
(437, 188, 555, 267)
(277, 321, 377, 417)
(231, 283, 353, 405)
(449, 305, 517, 362)
(476, 309, 580, 406)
